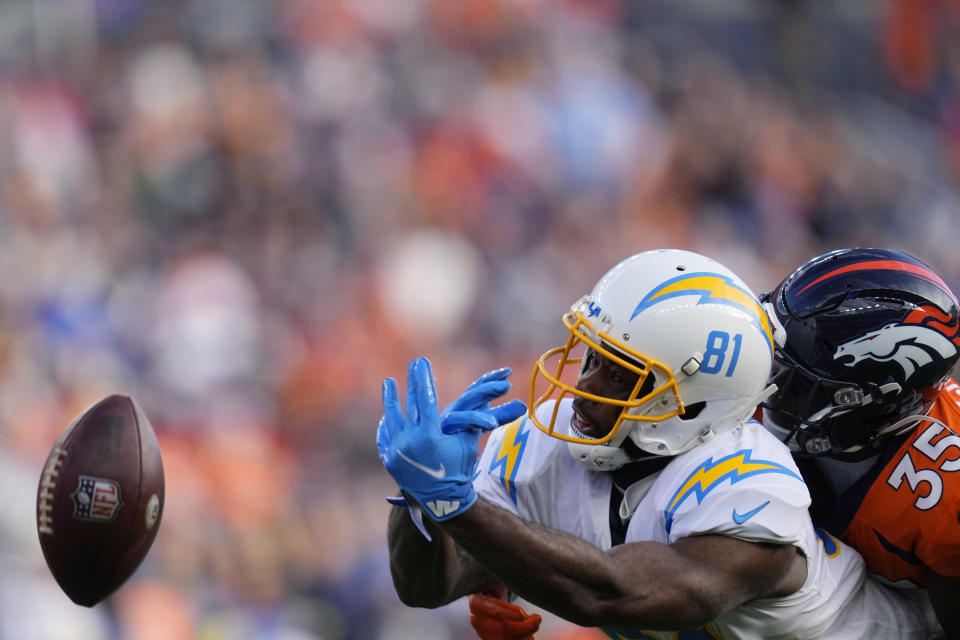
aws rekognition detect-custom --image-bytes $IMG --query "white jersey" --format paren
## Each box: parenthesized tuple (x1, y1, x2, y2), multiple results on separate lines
(473, 399, 941, 640)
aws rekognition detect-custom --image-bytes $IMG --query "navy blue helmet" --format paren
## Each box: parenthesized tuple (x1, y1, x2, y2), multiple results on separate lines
(761, 248, 960, 457)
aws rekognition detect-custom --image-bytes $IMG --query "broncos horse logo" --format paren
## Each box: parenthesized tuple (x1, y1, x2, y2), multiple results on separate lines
(834, 323, 958, 380)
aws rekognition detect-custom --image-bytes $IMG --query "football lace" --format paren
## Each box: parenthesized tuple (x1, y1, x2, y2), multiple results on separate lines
(37, 447, 67, 535)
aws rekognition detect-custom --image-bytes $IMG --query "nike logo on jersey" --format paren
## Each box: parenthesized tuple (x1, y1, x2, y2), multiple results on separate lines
(397, 450, 446, 479)
(732, 500, 770, 524)
(664, 449, 800, 534)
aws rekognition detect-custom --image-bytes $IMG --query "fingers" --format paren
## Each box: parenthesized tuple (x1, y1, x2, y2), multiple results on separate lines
(391, 359, 518, 438)
(455, 380, 512, 412)
(413, 357, 439, 430)
(468, 367, 513, 390)
(452, 369, 513, 412)
(440, 410, 498, 435)
(376, 416, 391, 462)
(406, 359, 419, 425)
(488, 399, 527, 425)
(469, 614, 506, 639)
(441, 399, 528, 435)
(501, 613, 541, 636)
(381, 378, 404, 441)
(468, 594, 526, 621)
(469, 614, 540, 640)
(468, 594, 542, 639)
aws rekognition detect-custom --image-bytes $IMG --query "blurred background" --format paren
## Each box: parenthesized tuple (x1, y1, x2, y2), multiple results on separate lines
(0, 0, 959, 638)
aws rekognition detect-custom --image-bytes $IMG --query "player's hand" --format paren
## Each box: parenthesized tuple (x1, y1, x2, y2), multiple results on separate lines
(377, 358, 525, 521)
(469, 593, 542, 640)
(439, 367, 527, 435)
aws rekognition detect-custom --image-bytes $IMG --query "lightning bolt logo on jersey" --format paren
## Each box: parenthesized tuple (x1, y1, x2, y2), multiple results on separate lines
(487, 417, 530, 506)
(664, 449, 801, 534)
(630, 272, 774, 357)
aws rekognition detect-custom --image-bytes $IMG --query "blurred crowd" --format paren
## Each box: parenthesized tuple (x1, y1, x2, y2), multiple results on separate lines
(1, 0, 959, 638)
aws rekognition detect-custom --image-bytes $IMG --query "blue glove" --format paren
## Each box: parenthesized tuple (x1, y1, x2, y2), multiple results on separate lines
(377, 358, 526, 521)
(439, 367, 528, 435)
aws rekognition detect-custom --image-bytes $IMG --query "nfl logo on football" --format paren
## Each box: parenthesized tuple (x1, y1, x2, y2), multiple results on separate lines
(71, 475, 124, 522)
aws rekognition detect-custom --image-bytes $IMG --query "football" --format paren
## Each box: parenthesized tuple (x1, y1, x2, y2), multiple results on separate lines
(36, 394, 165, 607)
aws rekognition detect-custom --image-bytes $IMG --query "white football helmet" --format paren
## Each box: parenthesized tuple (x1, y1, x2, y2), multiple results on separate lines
(529, 249, 776, 470)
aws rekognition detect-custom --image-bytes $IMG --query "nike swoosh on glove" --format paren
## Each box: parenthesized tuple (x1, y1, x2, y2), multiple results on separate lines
(469, 593, 542, 640)
(377, 357, 526, 521)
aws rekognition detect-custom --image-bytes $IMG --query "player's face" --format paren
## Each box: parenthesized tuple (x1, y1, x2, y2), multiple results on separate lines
(570, 348, 640, 439)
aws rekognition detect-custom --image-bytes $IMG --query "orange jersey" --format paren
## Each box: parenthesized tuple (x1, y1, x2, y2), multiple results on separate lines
(809, 379, 960, 586)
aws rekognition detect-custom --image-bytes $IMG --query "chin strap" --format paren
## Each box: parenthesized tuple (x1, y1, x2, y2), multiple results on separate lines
(884, 412, 955, 437)
(827, 413, 950, 456)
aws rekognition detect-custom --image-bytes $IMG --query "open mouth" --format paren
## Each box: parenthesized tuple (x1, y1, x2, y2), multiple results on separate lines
(570, 410, 603, 439)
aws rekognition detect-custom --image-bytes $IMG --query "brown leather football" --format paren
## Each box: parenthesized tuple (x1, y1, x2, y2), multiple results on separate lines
(36, 394, 165, 607)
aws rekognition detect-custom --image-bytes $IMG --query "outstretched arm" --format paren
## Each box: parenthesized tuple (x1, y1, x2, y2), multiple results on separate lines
(378, 359, 525, 608)
(387, 499, 503, 607)
(440, 497, 806, 630)
(378, 357, 805, 629)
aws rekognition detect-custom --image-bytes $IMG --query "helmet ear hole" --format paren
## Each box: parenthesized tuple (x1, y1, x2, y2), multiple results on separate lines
(678, 401, 705, 421)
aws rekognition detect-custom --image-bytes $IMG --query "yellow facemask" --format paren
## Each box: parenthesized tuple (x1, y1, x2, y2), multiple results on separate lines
(528, 305, 685, 446)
